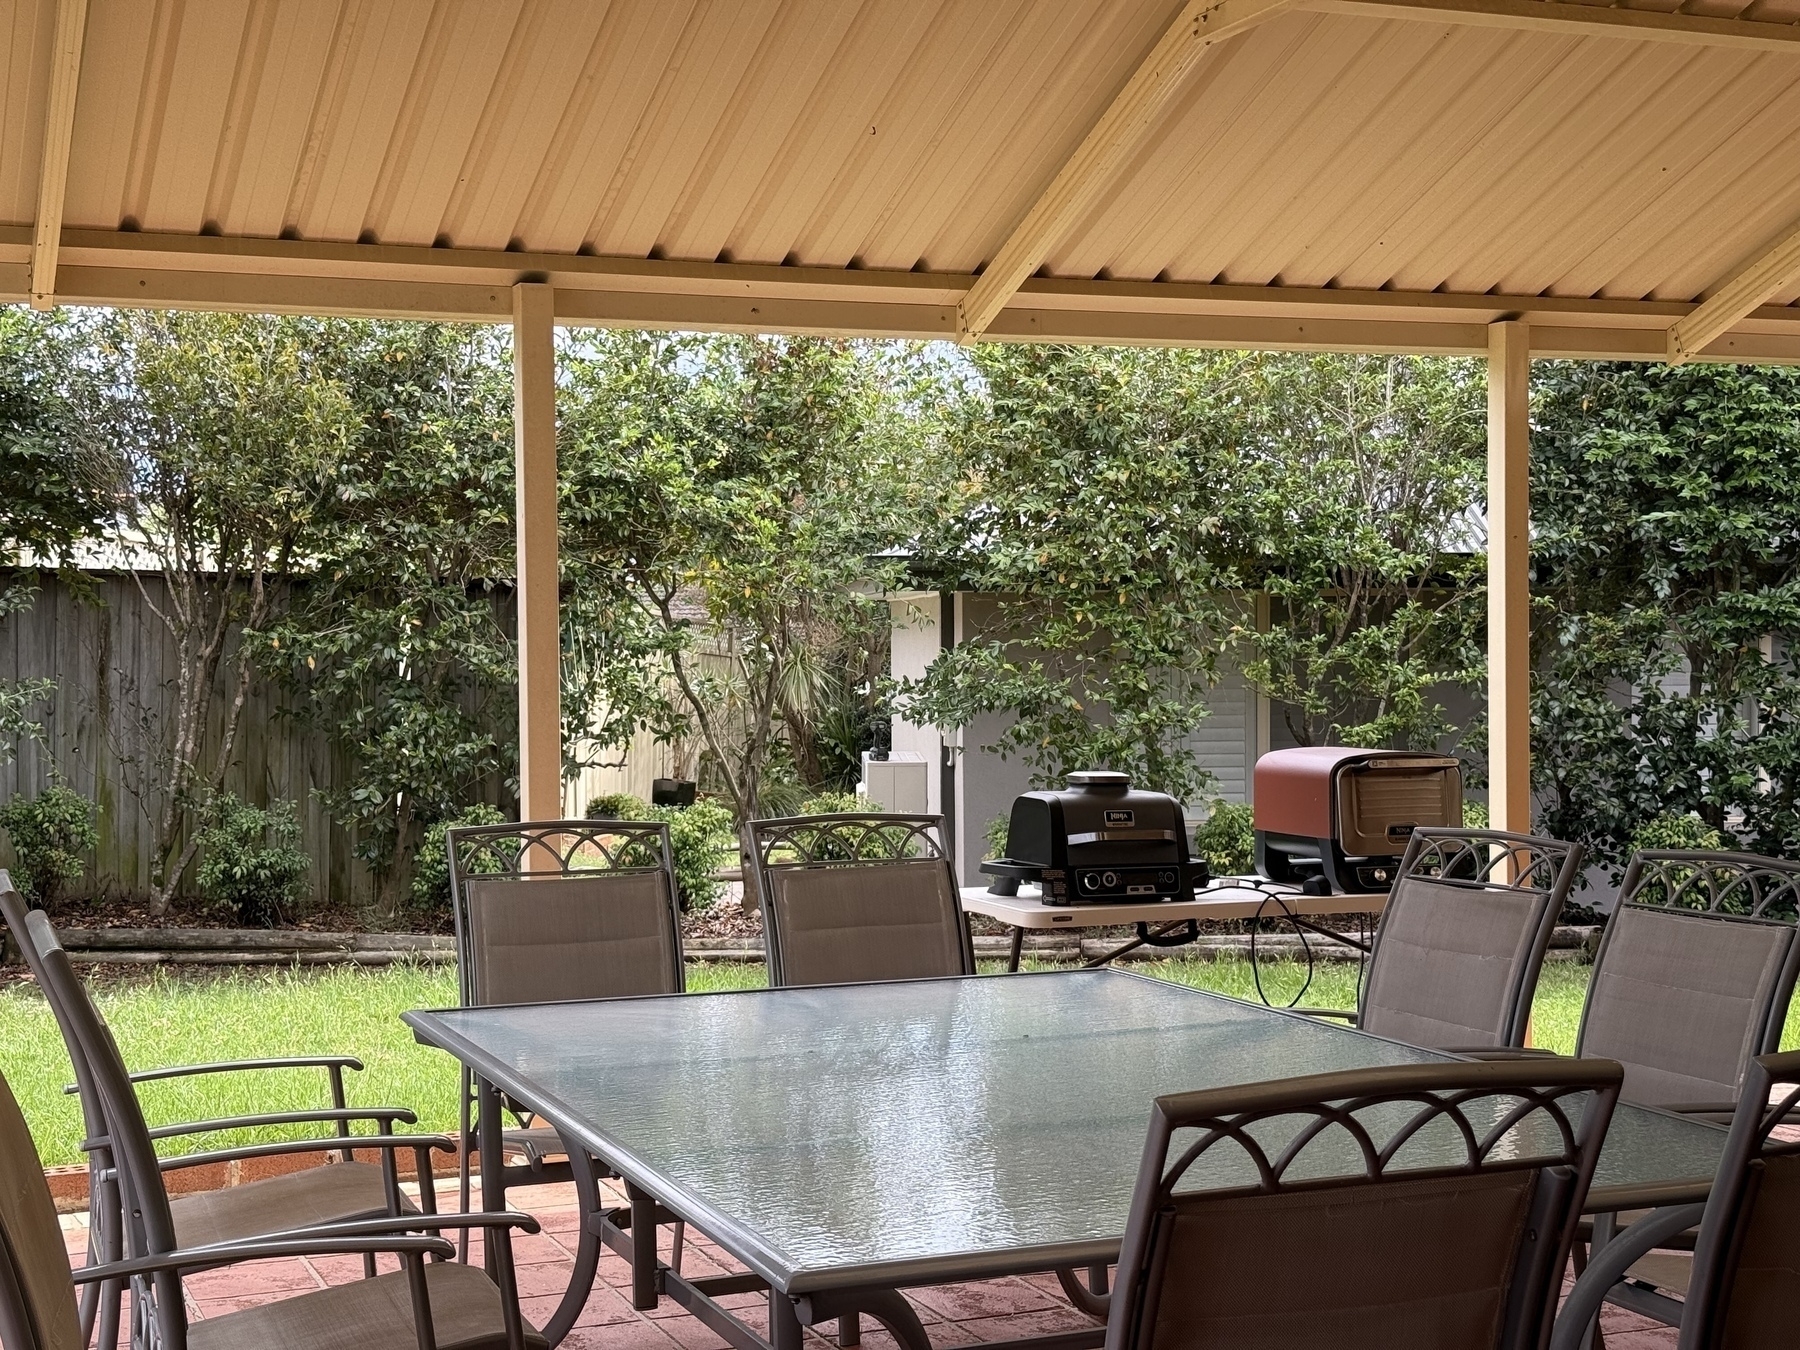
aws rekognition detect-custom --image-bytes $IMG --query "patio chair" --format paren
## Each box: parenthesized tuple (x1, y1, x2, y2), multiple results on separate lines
(1573, 850, 1800, 1115)
(445, 817, 686, 1340)
(1105, 1056, 1623, 1350)
(13, 909, 538, 1349)
(1549, 1046, 1800, 1350)
(1297, 828, 1583, 1052)
(0, 882, 430, 1350)
(0, 1055, 544, 1350)
(746, 813, 975, 988)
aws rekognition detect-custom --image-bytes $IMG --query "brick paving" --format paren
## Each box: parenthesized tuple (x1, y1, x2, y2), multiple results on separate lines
(61, 1177, 1677, 1348)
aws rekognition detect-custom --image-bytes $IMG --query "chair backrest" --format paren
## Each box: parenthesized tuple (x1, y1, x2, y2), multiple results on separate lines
(747, 814, 975, 988)
(446, 819, 685, 1007)
(18, 911, 186, 1346)
(0, 1065, 85, 1350)
(1357, 829, 1582, 1050)
(1105, 1058, 1622, 1350)
(0, 880, 110, 1153)
(1577, 851, 1800, 1109)
(1679, 1047, 1800, 1350)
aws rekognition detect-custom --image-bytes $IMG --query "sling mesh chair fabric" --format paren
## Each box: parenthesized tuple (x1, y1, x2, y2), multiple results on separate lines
(0, 1060, 544, 1350)
(445, 819, 686, 1340)
(1550, 1048, 1800, 1350)
(0, 882, 426, 1350)
(1307, 829, 1582, 1052)
(15, 911, 546, 1350)
(1104, 1058, 1623, 1350)
(747, 814, 975, 988)
(1577, 851, 1800, 1113)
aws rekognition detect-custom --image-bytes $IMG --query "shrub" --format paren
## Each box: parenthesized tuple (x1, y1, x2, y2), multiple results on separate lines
(585, 794, 734, 912)
(411, 803, 509, 919)
(195, 795, 310, 926)
(1194, 800, 1254, 877)
(0, 784, 98, 909)
(585, 793, 647, 820)
(798, 791, 863, 816)
(985, 814, 1011, 861)
(1630, 812, 1725, 854)
(1462, 799, 1490, 830)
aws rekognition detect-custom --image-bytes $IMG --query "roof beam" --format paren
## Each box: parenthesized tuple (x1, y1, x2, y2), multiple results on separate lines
(8, 227, 1800, 362)
(29, 0, 89, 310)
(1667, 218, 1800, 363)
(957, 0, 1294, 341)
(1304, 0, 1800, 53)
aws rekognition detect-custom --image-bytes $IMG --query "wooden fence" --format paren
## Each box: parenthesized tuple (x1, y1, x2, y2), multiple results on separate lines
(0, 569, 510, 909)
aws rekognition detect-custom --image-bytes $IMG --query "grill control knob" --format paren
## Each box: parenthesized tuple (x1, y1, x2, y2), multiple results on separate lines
(1082, 873, 1099, 891)
(1159, 871, 1175, 886)
(1101, 871, 1118, 888)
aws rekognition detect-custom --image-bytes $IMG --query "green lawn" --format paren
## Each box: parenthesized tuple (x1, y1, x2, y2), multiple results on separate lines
(3, 957, 1793, 1169)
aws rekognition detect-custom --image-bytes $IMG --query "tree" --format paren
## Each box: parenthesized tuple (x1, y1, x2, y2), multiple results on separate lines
(259, 322, 518, 917)
(559, 333, 928, 819)
(1225, 353, 1487, 751)
(66, 311, 353, 911)
(894, 345, 1237, 801)
(1531, 361, 1800, 873)
(0, 310, 109, 763)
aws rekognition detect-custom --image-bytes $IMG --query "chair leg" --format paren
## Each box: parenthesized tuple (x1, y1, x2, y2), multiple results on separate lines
(536, 1140, 611, 1346)
(670, 1219, 686, 1274)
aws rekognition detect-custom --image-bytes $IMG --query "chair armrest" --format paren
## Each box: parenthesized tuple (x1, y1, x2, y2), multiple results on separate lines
(152, 1133, 454, 1172)
(272, 1211, 542, 1240)
(1291, 1008, 1358, 1023)
(64, 1055, 365, 1094)
(146, 1106, 416, 1141)
(70, 1233, 454, 1285)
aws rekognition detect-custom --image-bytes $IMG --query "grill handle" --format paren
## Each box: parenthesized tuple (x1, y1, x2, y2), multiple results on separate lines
(1064, 829, 1181, 846)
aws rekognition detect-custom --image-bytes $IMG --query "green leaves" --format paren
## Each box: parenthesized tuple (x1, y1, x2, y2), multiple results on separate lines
(1532, 361, 1800, 873)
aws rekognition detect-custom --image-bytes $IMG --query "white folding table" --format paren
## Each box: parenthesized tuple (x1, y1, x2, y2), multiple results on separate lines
(959, 880, 1390, 971)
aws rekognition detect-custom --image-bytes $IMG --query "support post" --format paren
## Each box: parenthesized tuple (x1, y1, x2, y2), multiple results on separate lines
(513, 282, 560, 825)
(1486, 320, 1531, 834)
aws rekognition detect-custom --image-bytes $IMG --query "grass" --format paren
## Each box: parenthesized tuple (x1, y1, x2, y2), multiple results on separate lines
(5, 956, 1795, 1169)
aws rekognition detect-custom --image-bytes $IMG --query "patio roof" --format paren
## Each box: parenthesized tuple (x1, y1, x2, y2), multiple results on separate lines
(5, 0, 1800, 361)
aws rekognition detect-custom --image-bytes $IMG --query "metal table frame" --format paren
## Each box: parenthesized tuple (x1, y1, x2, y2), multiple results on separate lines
(408, 973, 1726, 1350)
(960, 881, 1383, 971)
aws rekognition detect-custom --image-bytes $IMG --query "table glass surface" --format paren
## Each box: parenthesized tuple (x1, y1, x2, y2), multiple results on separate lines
(406, 970, 1726, 1286)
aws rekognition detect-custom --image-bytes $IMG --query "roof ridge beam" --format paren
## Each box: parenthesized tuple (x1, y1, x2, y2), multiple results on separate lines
(30, 0, 89, 310)
(1302, 0, 1800, 52)
(1668, 218, 1800, 363)
(956, 0, 1294, 341)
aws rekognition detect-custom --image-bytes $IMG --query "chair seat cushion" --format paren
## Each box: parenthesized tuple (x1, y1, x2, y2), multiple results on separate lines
(188, 1258, 546, 1350)
(1626, 1250, 1693, 1297)
(172, 1160, 417, 1250)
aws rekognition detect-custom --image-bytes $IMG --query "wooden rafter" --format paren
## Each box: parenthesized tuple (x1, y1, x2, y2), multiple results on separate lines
(1667, 219, 1800, 363)
(956, 0, 1294, 341)
(29, 0, 89, 310)
(1305, 0, 1800, 53)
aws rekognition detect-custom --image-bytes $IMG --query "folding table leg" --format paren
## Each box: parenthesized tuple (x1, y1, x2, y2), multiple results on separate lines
(1008, 927, 1024, 972)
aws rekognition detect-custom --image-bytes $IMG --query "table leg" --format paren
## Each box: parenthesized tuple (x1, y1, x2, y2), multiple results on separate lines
(627, 1180, 659, 1311)
(1008, 926, 1024, 973)
(771, 1292, 805, 1350)
(477, 1077, 505, 1278)
(838, 1315, 860, 1346)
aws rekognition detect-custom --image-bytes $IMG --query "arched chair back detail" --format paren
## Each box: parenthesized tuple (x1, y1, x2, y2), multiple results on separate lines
(1106, 1058, 1622, 1350)
(1351, 828, 1583, 1051)
(445, 818, 685, 1009)
(747, 813, 975, 988)
(1577, 850, 1800, 1110)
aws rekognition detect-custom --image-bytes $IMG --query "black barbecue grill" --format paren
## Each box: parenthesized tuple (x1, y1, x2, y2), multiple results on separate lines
(980, 771, 1208, 903)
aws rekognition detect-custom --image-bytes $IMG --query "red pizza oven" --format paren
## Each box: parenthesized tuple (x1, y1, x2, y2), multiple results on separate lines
(1253, 747, 1463, 894)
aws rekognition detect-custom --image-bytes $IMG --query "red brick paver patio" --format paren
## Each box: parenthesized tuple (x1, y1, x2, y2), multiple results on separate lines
(61, 1177, 1678, 1349)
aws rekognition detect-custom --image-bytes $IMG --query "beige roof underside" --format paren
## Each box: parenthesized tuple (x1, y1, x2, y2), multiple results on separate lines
(5, 0, 1800, 357)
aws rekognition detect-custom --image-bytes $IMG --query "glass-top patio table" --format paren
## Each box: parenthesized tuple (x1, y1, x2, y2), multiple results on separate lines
(404, 969, 1727, 1350)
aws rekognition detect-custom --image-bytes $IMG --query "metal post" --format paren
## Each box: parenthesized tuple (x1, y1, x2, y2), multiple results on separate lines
(513, 282, 561, 825)
(1487, 320, 1531, 836)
